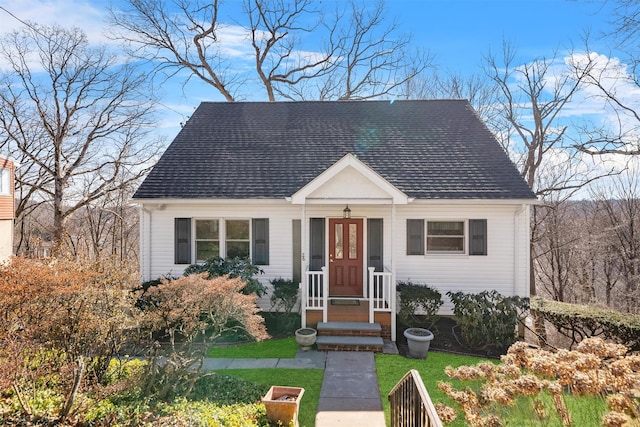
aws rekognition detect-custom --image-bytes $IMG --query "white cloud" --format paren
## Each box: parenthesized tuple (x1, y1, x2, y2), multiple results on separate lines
(0, 1, 109, 44)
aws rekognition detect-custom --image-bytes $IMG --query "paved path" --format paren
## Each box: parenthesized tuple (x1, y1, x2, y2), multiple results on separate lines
(202, 349, 388, 427)
(315, 352, 386, 427)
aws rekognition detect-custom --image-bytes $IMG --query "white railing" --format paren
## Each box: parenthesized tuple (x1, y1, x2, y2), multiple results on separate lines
(302, 266, 328, 327)
(368, 267, 394, 337)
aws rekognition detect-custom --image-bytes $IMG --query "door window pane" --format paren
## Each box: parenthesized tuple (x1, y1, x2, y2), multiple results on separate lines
(349, 223, 357, 259)
(335, 224, 343, 259)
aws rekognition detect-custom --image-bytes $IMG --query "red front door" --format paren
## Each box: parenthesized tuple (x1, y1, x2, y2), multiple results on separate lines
(328, 218, 363, 297)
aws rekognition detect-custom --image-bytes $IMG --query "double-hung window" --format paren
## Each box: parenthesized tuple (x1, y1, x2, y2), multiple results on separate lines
(225, 219, 250, 258)
(195, 219, 219, 262)
(406, 218, 487, 256)
(176, 217, 269, 265)
(426, 221, 465, 253)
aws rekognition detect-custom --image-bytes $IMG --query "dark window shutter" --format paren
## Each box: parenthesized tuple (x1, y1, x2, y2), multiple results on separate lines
(175, 218, 191, 264)
(406, 219, 424, 255)
(469, 219, 487, 255)
(292, 220, 301, 285)
(368, 218, 384, 272)
(252, 218, 269, 265)
(309, 218, 325, 271)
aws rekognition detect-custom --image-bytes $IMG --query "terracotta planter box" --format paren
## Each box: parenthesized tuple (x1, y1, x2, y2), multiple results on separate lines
(262, 386, 305, 427)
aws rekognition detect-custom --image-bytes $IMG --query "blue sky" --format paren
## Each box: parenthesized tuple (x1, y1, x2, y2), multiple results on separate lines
(389, 0, 616, 73)
(0, 0, 627, 140)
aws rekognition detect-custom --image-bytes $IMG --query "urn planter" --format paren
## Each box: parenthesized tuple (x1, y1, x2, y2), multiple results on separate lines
(262, 386, 305, 427)
(403, 327, 434, 359)
(295, 327, 317, 351)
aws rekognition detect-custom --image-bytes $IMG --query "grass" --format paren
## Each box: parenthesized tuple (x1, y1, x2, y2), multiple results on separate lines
(376, 352, 492, 427)
(208, 336, 319, 427)
(219, 368, 323, 427)
(210, 340, 614, 426)
(208, 336, 298, 358)
(375, 353, 611, 427)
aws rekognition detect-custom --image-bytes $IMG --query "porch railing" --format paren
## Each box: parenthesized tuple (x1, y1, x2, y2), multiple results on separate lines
(368, 266, 394, 322)
(388, 369, 443, 427)
(302, 266, 328, 327)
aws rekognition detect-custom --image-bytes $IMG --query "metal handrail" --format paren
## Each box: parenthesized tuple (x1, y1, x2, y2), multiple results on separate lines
(388, 370, 443, 427)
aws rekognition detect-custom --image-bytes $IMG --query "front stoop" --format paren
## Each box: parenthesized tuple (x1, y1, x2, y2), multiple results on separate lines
(316, 322, 384, 353)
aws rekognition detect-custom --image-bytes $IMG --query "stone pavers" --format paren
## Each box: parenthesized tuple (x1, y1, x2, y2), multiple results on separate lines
(315, 352, 386, 427)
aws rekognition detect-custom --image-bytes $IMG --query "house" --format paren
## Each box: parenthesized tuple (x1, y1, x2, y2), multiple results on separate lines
(133, 100, 537, 343)
(0, 156, 16, 263)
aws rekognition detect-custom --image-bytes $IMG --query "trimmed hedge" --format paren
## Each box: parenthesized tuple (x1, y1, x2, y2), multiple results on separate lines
(531, 296, 640, 350)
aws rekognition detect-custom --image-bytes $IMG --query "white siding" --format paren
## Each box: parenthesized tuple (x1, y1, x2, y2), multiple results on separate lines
(139, 201, 531, 312)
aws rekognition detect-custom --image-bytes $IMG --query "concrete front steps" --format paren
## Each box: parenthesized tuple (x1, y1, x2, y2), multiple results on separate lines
(316, 321, 384, 353)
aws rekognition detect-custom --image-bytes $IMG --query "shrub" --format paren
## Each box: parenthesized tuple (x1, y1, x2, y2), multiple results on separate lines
(397, 281, 443, 330)
(183, 256, 266, 296)
(268, 278, 300, 333)
(447, 290, 529, 351)
(439, 338, 640, 427)
(139, 274, 269, 400)
(0, 256, 141, 423)
(531, 296, 640, 351)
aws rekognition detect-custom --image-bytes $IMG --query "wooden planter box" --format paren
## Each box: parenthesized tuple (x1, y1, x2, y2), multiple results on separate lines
(262, 386, 305, 427)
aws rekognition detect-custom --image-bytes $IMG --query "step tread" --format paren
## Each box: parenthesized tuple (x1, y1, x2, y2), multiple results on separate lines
(317, 321, 382, 332)
(316, 335, 384, 346)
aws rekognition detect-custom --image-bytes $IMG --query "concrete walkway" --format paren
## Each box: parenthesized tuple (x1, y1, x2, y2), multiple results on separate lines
(201, 349, 387, 427)
(315, 352, 386, 427)
(201, 348, 327, 370)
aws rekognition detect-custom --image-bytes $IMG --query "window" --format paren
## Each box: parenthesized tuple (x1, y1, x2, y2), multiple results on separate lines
(226, 219, 250, 258)
(174, 217, 269, 265)
(195, 219, 219, 262)
(427, 221, 464, 253)
(0, 168, 9, 195)
(407, 218, 487, 256)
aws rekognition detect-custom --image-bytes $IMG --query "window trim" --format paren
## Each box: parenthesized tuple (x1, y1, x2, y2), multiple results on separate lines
(426, 219, 466, 254)
(191, 217, 254, 263)
(408, 218, 482, 256)
(224, 218, 251, 259)
(0, 168, 10, 195)
(194, 218, 220, 263)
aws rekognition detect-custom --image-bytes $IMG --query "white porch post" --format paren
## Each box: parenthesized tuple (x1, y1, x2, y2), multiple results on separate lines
(301, 204, 307, 328)
(391, 203, 397, 341)
(322, 266, 328, 323)
(368, 267, 375, 323)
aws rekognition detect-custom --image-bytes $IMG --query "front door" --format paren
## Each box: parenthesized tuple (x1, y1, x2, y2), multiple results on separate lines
(328, 218, 363, 297)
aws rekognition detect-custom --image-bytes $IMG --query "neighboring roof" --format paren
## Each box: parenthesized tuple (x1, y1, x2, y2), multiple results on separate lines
(133, 100, 536, 200)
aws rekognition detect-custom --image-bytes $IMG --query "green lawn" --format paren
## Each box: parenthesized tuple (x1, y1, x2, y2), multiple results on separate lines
(376, 352, 491, 427)
(208, 337, 298, 358)
(211, 341, 612, 427)
(375, 353, 610, 427)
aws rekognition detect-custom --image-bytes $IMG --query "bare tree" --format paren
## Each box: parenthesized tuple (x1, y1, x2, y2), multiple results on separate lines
(401, 70, 508, 144)
(591, 169, 640, 313)
(108, 0, 431, 101)
(0, 24, 161, 252)
(483, 42, 624, 344)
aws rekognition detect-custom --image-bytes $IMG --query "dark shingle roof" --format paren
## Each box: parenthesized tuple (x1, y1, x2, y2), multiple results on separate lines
(133, 100, 536, 200)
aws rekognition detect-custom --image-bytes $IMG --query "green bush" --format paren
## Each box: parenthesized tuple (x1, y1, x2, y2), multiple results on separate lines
(447, 290, 529, 351)
(531, 296, 640, 350)
(397, 281, 443, 330)
(189, 373, 270, 404)
(183, 257, 266, 296)
(269, 278, 300, 334)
